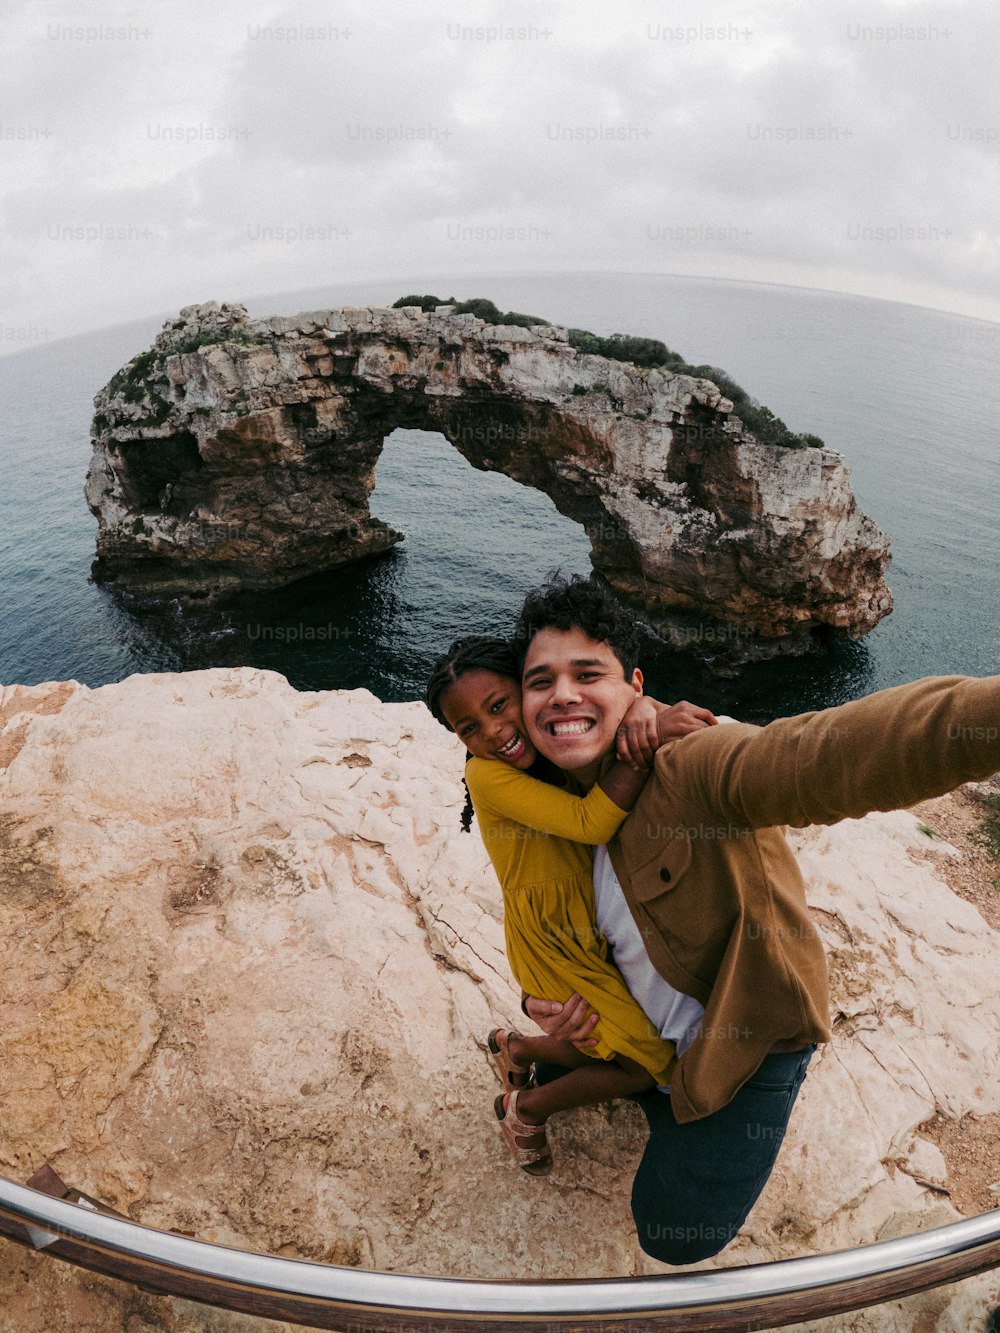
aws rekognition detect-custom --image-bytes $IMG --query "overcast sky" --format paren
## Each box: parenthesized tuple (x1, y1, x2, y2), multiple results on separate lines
(2, 0, 998, 354)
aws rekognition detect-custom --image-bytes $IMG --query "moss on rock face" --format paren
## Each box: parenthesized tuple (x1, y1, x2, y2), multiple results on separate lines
(971, 792, 1000, 859)
(109, 349, 160, 402)
(172, 329, 265, 356)
(565, 341, 819, 450)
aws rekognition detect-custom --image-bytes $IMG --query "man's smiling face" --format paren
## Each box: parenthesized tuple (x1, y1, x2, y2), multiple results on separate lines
(521, 625, 643, 774)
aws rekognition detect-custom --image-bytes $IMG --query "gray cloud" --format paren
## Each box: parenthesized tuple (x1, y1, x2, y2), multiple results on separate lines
(1, 0, 997, 349)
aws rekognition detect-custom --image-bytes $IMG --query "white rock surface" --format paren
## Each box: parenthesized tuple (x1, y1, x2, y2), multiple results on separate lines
(0, 668, 997, 1331)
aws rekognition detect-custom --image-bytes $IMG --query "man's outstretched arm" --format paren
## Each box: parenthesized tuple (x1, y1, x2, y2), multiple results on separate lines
(662, 674, 1000, 830)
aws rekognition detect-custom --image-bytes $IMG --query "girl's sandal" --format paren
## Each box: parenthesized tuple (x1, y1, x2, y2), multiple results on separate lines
(486, 1028, 534, 1091)
(493, 1089, 553, 1176)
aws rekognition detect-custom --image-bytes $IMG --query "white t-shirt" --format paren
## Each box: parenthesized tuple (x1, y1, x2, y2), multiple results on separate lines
(592, 844, 705, 1087)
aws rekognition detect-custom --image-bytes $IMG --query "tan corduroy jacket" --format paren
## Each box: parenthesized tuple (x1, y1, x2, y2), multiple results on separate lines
(602, 675, 1000, 1123)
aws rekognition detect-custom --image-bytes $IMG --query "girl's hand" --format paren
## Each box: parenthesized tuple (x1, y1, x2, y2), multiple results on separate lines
(656, 700, 718, 748)
(616, 697, 718, 768)
(615, 695, 663, 769)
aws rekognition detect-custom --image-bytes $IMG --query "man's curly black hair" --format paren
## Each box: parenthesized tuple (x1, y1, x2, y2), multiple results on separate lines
(514, 572, 641, 675)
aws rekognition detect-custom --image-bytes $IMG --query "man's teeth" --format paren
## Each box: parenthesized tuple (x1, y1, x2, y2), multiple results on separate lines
(550, 720, 595, 736)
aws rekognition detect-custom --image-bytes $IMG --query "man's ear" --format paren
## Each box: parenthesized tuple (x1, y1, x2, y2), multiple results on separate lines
(630, 667, 644, 694)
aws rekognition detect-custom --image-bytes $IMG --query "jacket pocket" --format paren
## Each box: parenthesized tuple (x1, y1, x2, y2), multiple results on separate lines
(631, 835, 692, 903)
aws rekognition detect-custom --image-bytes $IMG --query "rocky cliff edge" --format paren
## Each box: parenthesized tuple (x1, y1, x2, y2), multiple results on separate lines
(1, 669, 997, 1331)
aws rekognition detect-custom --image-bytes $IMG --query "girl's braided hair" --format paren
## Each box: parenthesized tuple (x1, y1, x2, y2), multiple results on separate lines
(425, 636, 522, 833)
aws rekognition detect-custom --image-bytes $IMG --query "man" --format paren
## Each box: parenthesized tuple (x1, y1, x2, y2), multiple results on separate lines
(514, 574, 1000, 1265)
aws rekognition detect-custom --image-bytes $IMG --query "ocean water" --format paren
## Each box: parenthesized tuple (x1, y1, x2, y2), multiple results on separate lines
(1, 273, 997, 721)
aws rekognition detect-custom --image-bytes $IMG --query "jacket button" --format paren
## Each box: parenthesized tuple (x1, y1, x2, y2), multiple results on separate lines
(659, 867, 672, 883)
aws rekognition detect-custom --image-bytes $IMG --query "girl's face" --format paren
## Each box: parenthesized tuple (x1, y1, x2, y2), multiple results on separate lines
(439, 668, 538, 769)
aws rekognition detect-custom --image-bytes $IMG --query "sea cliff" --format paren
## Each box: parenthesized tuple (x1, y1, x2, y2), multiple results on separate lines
(85, 302, 893, 659)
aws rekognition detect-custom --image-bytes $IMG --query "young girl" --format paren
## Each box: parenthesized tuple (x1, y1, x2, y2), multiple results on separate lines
(426, 635, 715, 1174)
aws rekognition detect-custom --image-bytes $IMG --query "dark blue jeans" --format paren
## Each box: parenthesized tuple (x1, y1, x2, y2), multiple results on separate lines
(537, 1046, 813, 1266)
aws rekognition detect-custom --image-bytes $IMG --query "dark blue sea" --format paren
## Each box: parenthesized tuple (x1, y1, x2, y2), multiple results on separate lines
(1, 273, 998, 721)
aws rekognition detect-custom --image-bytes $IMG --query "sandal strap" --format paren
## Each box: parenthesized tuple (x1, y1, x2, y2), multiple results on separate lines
(487, 1028, 534, 1089)
(495, 1090, 551, 1170)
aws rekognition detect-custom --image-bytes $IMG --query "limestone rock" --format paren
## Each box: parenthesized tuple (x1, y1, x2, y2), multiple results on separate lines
(902, 1137, 949, 1191)
(1, 669, 997, 1332)
(963, 776, 1000, 803)
(85, 302, 892, 658)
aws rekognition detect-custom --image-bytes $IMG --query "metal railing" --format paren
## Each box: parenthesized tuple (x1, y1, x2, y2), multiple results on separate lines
(1, 1174, 999, 1331)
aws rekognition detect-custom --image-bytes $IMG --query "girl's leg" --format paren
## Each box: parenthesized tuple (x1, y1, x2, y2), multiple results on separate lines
(505, 1032, 598, 1073)
(499, 1042, 656, 1129)
(515, 1055, 655, 1126)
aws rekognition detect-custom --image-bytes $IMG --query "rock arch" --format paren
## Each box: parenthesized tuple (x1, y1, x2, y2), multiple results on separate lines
(86, 301, 892, 653)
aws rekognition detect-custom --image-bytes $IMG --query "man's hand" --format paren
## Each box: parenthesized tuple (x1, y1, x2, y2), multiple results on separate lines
(616, 697, 717, 768)
(524, 993, 599, 1047)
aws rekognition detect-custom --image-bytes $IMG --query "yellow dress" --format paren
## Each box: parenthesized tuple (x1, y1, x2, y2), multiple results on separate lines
(465, 757, 677, 1085)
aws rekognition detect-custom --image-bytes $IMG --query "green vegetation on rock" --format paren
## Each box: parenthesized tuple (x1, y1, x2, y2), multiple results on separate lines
(103, 347, 173, 427)
(970, 792, 1000, 859)
(391, 294, 549, 328)
(172, 329, 263, 355)
(100, 325, 266, 437)
(393, 294, 822, 449)
(566, 329, 670, 369)
(108, 349, 159, 403)
(567, 341, 820, 450)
